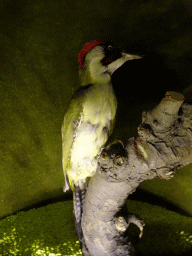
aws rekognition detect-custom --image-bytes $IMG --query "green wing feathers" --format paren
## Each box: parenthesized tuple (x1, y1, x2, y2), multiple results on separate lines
(61, 94, 84, 192)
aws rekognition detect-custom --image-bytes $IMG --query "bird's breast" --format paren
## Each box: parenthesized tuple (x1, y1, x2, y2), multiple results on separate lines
(83, 88, 116, 126)
(70, 92, 116, 183)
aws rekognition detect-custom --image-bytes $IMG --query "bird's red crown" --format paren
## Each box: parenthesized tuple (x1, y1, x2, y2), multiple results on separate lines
(78, 40, 104, 70)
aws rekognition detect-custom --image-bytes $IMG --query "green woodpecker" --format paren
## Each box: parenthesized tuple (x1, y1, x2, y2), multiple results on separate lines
(61, 39, 141, 238)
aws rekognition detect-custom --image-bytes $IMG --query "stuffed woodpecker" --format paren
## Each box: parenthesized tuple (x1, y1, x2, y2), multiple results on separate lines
(61, 39, 141, 239)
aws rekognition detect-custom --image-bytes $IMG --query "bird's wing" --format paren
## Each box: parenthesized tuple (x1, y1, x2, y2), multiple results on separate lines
(61, 91, 85, 192)
(109, 115, 116, 136)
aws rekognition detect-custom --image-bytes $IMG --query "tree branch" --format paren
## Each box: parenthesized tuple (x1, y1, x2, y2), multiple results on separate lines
(81, 91, 192, 256)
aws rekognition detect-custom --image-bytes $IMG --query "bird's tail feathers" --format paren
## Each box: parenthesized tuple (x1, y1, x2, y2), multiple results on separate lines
(73, 184, 87, 241)
(73, 185, 86, 222)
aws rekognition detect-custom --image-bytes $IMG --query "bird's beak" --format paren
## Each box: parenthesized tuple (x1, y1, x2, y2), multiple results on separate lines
(122, 52, 142, 60)
(107, 53, 142, 75)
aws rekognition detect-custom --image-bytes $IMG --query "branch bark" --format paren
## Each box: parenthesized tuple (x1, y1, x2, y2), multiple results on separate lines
(81, 91, 192, 256)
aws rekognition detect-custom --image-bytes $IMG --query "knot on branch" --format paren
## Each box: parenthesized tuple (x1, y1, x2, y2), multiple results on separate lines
(181, 103, 192, 130)
(114, 215, 145, 238)
(98, 140, 129, 182)
(142, 91, 184, 135)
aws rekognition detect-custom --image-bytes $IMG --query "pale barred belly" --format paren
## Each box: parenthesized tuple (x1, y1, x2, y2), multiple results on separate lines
(70, 120, 109, 182)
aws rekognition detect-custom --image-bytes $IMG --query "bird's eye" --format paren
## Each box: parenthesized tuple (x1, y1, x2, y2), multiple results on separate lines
(108, 45, 113, 50)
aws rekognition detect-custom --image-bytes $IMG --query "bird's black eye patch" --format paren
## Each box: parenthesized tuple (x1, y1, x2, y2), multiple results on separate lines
(101, 41, 122, 66)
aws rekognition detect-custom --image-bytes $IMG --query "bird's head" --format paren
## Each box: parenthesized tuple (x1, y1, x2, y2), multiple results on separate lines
(78, 39, 141, 85)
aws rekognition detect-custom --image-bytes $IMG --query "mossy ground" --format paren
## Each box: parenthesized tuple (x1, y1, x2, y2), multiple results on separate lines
(0, 200, 192, 256)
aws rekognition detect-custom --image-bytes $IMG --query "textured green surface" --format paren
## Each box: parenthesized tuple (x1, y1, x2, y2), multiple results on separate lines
(127, 200, 192, 255)
(0, 200, 192, 255)
(0, 201, 82, 256)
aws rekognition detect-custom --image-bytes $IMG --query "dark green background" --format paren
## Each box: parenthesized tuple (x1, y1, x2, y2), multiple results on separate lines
(1, 0, 192, 219)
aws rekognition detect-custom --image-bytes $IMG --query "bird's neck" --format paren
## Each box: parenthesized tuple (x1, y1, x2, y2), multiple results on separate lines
(79, 68, 111, 86)
(85, 81, 115, 105)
